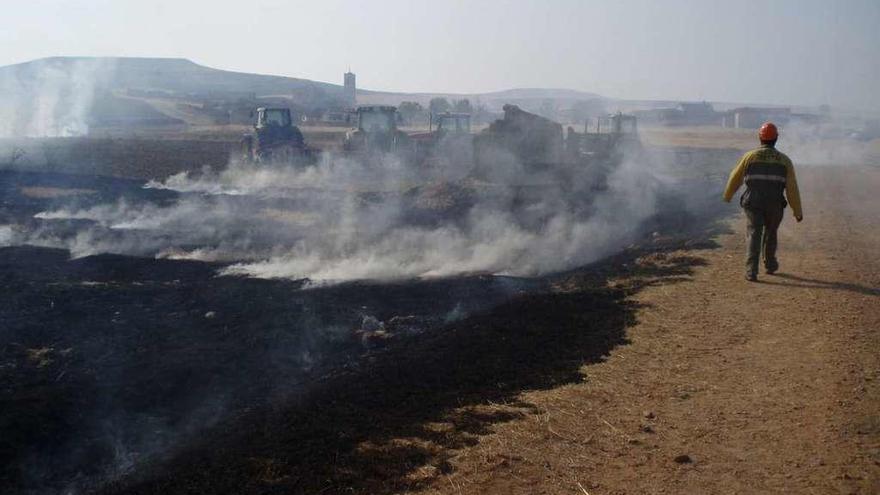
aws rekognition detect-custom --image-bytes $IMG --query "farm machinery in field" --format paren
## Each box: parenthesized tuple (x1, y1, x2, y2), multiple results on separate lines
(472, 105, 640, 183)
(237, 103, 640, 188)
(240, 107, 311, 164)
(409, 112, 474, 172)
(570, 112, 641, 165)
(342, 105, 411, 157)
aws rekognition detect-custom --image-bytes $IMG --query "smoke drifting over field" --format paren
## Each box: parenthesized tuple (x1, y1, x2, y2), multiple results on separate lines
(6, 147, 680, 494)
(0, 124, 736, 495)
(225, 158, 659, 282)
(0, 58, 114, 137)
(14, 150, 667, 284)
(784, 120, 880, 167)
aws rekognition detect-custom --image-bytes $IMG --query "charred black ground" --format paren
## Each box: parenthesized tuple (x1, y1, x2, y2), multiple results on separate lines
(0, 141, 728, 494)
(95, 246, 724, 495)
(0, 244, 538, 494)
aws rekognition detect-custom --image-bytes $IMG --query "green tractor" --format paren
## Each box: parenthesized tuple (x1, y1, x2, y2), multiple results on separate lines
(241, 107, 309, 164)
(342, 105, 411, 156)
(573, 112, 640, 161)
(410, 112, 474, 171)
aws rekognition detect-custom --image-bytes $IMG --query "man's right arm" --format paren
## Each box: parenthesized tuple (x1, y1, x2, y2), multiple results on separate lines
(723, 152, 750, 202)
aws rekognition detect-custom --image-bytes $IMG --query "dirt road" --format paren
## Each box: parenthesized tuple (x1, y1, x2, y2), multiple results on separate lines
(413, 165, 880, 494)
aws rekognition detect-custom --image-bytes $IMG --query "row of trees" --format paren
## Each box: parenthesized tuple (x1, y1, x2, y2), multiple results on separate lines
(398, 98, 486, 125)
(396, 97, 607, 126)
(428, 97, 473, 115)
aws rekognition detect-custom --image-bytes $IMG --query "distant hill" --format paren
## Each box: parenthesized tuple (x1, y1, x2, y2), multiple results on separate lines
(0, 57, 603, 104)
(0, 56, 609, 135)
(0, 57, 353, 135)
(0, 56, 345, 99)
(480, 88, 602, 100)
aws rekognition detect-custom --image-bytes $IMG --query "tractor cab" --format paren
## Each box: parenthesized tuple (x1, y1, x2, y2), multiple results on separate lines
(344, 105, 410, 154)
(356, 105, 399, 133)
(241, 107, 307, 164)
(255, 107, 293, 129)
(409, 112, 474, 170)
(432, 112, 471, 134)
(570, 112, 641, 167)
(595, 113, 638, 137)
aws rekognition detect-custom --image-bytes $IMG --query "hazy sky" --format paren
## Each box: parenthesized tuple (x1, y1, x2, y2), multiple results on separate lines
(3, 0, 879, 110)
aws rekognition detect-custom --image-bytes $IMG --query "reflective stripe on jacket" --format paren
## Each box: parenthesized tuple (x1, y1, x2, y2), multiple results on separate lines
(723, 144, 802, 219)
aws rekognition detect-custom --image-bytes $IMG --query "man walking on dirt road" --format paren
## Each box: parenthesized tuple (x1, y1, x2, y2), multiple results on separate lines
(723, 122, 803, 282)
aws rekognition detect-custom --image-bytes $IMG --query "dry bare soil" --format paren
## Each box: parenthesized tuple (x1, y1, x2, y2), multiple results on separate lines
(408, 165, 880, 495)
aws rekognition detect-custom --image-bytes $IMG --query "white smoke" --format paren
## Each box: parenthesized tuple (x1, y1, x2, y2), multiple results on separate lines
(783, 117, 880, 167)
(0, 224, 17, 246)
(2, 145, 676, 494)
(26, 148, 668, 284)
(220, 155, 662, 282)
(145, 152, 439, 196)
(0, 58, 115, 137)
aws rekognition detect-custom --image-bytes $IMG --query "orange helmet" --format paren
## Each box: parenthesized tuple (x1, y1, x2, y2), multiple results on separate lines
(759, 122, 778, 141)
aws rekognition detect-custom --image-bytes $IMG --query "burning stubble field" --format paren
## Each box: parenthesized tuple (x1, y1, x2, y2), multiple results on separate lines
(1, 131, 873, 494)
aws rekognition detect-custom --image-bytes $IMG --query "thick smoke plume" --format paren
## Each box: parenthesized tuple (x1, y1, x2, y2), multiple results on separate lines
(0, 58, 114, 137)
(0, 130, 714, 495)
(16, 149, 668, 285)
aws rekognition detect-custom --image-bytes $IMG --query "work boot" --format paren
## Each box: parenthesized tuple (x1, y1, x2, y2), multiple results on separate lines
(746, 272, 758, 282)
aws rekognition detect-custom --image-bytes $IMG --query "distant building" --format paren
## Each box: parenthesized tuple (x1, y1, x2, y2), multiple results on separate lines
(722, 107, 792, 129)
(632, 108, 683, 126)
(676, 102, 720, 126)
(631, 101, 720, 126)
(344, 71, 356, 107)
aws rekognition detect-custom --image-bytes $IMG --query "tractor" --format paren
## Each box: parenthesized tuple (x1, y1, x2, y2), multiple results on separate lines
(240, 107, 309, 164)
(429, 112, 472, 135)
(409, 112, 474, 172)
(473, 105, 640, 188)
(473, 104, 565, 176)
(343, 105, 411, 156)
(564, 112, 643, 190)
(573, 112, 640, 163)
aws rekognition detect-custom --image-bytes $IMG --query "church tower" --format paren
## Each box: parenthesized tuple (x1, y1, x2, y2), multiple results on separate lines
(344, 70, 356, 107)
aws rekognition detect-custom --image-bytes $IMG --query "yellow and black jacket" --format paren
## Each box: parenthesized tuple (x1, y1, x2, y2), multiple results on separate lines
(723, 144, 802, 219)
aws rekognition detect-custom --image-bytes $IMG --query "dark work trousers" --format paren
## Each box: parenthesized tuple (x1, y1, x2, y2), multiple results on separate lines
(744, 203, 784, 275)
